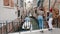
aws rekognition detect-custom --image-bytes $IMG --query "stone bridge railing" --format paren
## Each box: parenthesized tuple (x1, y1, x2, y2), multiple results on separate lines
(0, 18, 23, 34)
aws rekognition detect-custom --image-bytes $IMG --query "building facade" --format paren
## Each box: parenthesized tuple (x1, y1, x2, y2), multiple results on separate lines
(0, 0, 17, 22)
(0, 0, 60, 22)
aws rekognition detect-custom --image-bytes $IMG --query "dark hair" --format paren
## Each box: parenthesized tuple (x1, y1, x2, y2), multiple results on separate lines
(39, 7, 44, 11)
(40, 9, 43, 11)
(25, 15, 28, 17)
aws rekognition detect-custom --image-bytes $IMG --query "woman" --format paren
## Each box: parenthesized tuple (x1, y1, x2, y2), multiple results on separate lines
(47, 12, 53, 31)
(37, 8, 44, 32)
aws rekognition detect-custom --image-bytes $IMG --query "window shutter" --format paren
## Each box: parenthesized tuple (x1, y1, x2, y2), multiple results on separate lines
(9, 0, 14, 7)
(4, 0, 9, 6)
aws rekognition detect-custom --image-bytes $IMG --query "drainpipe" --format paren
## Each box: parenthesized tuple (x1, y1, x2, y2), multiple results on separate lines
(49, 0, 50, 12)
(17, 0, 18, 17)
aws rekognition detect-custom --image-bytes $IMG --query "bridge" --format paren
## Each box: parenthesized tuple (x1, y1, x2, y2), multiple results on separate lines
(0, 16, 60, 34)
(8, 28, 60, 34)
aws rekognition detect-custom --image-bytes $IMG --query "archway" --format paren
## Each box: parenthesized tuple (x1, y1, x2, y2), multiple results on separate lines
(30, 16, 39, 30)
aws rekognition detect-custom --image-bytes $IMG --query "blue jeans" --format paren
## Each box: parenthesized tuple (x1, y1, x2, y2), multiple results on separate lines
(38, 19, 43, 29)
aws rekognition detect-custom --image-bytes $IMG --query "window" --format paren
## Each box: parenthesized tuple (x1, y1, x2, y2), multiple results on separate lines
(18, 10, 20, 17)
(3, 0, 14, 7)
(4, 0, 9, 6)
